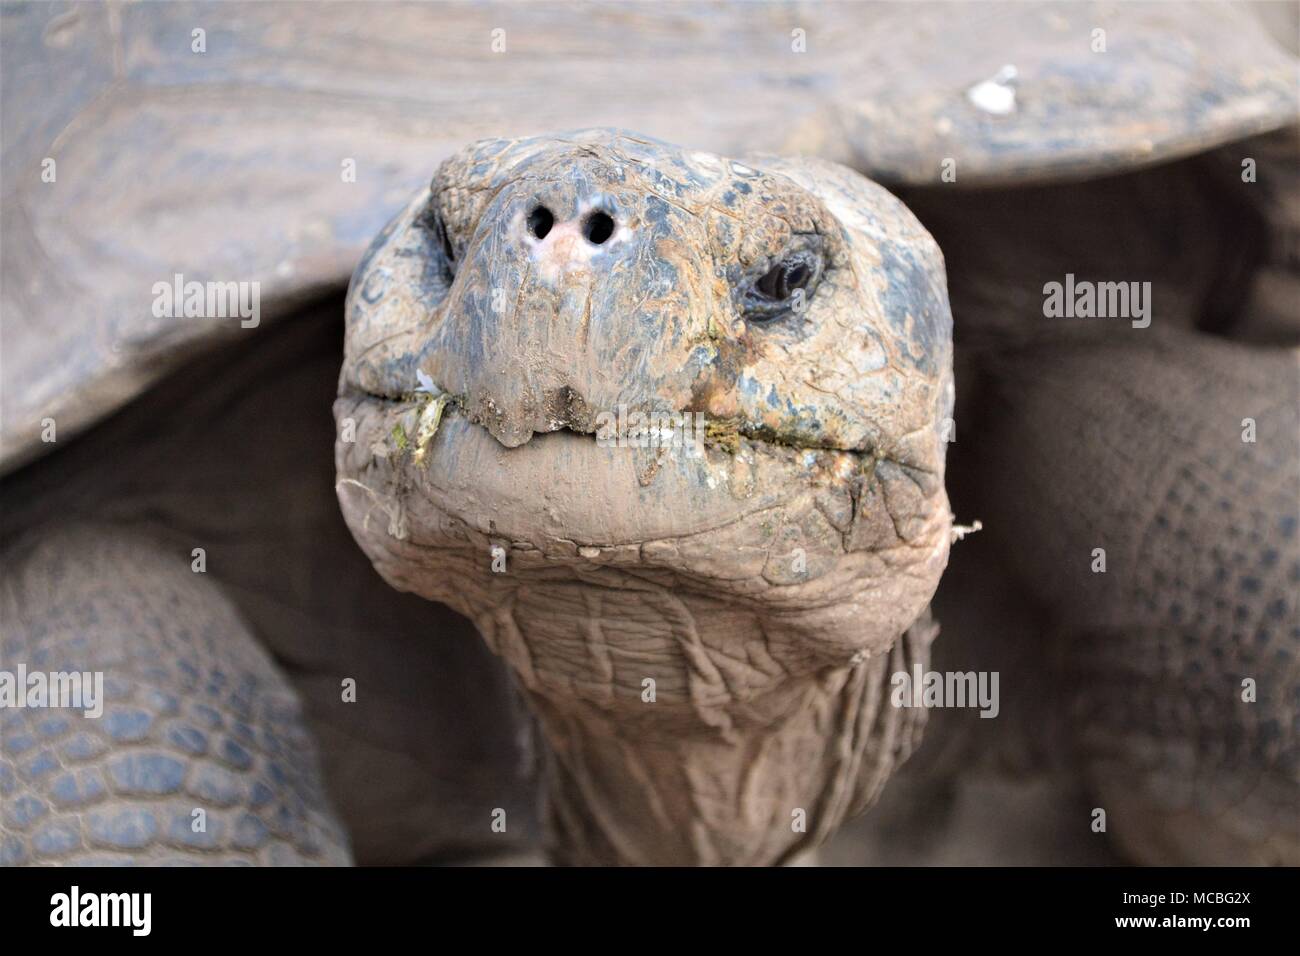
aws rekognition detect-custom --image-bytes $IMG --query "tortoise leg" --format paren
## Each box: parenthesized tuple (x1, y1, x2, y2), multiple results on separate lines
(0, 522, 351, 865)
(970, 328, 1299, 864)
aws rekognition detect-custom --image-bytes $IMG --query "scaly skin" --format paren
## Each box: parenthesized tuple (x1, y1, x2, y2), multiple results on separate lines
(0, 309, 538, 865)
(0, 524, 349, 865)
(974, 332, 1300, 864)
(336, 130, 955, 864)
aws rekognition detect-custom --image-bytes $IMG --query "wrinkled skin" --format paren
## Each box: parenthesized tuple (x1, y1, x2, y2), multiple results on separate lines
(335, 130, 954, 864)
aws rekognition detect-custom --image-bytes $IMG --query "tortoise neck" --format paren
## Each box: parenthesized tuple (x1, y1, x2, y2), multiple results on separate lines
(465, 572, 936, 865)
(516, 627, 929, 866)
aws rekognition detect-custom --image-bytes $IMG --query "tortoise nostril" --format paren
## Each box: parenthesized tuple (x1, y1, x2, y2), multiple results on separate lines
(528, 206, 554, 240)
(584, 211, 615, 245)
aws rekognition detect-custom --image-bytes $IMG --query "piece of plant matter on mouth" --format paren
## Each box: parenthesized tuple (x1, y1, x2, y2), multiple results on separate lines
(379, 371, 454, 464)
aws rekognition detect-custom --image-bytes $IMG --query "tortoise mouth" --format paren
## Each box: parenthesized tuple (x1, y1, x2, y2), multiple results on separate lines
(335, 387, 891, 556)
(345, 382, 882, 462)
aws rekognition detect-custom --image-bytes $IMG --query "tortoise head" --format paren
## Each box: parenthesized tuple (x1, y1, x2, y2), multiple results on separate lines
(335, 130, 954, 863)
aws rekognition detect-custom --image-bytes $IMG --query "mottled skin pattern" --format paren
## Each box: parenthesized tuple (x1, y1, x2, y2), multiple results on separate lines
(336, 130, 954, 864)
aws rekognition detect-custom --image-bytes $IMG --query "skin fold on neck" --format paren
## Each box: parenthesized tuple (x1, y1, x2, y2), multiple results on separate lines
(471, 578, 937, 866)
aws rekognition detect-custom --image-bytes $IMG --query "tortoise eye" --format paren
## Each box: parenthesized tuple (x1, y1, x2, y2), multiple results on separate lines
(755, 260, 811, 301)
(421, 204, 457, 281)
(434, 214, 455, 264)
(743, 249, 820, 320)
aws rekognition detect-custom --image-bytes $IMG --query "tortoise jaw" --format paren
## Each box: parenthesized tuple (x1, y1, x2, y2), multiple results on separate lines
(336, 385, 949, 635)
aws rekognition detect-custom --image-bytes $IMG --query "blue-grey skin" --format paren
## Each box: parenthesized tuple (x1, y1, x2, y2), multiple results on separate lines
(0, 305, 533, 867)
(1, 525, 350, 865)
(336, 130, 955, 865)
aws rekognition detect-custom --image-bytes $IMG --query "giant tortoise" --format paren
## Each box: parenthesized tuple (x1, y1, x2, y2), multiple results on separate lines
(1, 0, 1297, 866)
